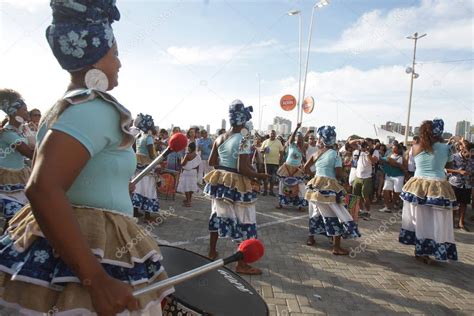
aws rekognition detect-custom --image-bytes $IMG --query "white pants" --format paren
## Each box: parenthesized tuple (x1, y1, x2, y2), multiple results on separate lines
(383, 176, 404, 193)
(198, 160, 212, 184)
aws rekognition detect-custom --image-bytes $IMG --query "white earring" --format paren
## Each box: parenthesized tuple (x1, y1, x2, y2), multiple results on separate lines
(84, 69, 109, 92)
(15, 116, 24, 124)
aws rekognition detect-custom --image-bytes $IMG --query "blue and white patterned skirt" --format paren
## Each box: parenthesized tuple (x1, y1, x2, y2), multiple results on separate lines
(308, 202, 361, 239)
(0, 205, 174, 315)
(399, 202, 457, 261)
(204, 169, 257, 241)
(131, 163, 160, 214)
(0, 167, 30, 220)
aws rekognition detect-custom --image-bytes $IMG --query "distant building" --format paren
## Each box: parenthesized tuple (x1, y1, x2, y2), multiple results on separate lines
(381, 121, 412, 136)
(455, 120, 471, 140)
(442, 132, 453, 139)
(268, 116, 292, 135)
(206, 124, 210, 134)
(221, 119, 226, 130)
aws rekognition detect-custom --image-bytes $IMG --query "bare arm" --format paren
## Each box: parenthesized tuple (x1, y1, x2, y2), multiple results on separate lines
(303, 154, 315, 175)
(208, 136, 221, 167)
(287, 122, 301, 145)
(15, 141, 34, 159)
(146, 144, 155, 159)
(238, 154, 268, 180)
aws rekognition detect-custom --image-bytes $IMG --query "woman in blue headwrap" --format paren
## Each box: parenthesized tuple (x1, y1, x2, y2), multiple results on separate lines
(131, 113, 160, 220)
(0, 89, 34, 224)
(304, 126, 360, 255)
(399, 119, 458, 264)
(204, 100, 268, 275)
(276, 122, 308, 210)
(0, 1, 173, 315)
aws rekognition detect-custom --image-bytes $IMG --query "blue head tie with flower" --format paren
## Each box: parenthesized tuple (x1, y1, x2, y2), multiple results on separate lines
(134, 113, 155, 133)
(1, 98, 25, 116)
(46, 0, 120, 71)
(317, 125, 337, 146)
(229, 99, 253, 127)
(432, 118, 444, 137)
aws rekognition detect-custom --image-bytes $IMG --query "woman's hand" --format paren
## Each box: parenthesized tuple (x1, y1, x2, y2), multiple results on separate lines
(86, 273, 140, 316)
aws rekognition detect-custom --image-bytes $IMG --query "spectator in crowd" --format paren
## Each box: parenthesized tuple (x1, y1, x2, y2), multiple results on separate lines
(447, 140, 473, 231)
(167, 126, 184, 171)
(177, 142, 201, 207)
(305, 132, 318, 169)
(156, 128, 169, 153)
(352, 141, 379, 218)
(218, 128, 226, 135)
(20, 108, 41, 147)
(186, 127, 197, 146)
(375, 144, 387, 201)
(261, 130, 284, 196)
(406, 136, 420, 178)
(196, 129, 213, 185)
(379, 143, 405, 212)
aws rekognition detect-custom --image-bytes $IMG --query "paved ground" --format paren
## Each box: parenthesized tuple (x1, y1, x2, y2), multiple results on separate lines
(1, 192, 473, 316)
(154, 192, 474, 316)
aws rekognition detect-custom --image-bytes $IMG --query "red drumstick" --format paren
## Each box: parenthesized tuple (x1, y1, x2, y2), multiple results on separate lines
(133, 239, 265, 297)
(131, 133, 187, 185)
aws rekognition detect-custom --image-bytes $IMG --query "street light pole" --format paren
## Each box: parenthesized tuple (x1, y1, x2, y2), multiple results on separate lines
(288, 10, 302, 127)
(256, 73, 261, 131)
(405, 32, 426, 145)
(300, 0, 329, 124)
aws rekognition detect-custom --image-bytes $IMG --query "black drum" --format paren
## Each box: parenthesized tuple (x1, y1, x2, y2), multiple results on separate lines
(160, 245, 269, 316)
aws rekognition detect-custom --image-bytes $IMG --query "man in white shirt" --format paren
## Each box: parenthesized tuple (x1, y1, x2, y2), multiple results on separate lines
(352, 141, 379, 218)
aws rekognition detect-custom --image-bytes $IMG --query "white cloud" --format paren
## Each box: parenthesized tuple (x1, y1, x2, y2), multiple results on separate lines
(318, 0, 473, 53)
(161, 39, 278, 65)
(0, 0, 45, 12)
(263, 63, 473, 139)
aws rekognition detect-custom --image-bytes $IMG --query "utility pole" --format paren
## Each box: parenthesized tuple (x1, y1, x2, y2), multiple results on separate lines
(405, 32, 426, 145)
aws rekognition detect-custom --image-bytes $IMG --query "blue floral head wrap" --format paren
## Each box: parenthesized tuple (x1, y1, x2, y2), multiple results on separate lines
(432, 118, 444, 137)
(46, 0, 120, 71)
(134, 113, 155, 133)
(1, 98, 26, 116)
(317, 125, 337, 146)
(229, 99, 253, 127)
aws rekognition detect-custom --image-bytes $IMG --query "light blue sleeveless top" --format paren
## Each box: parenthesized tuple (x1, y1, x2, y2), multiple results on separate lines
(37, 97, 136, 216)
(0, 125, 27, 170)
(314, 149, 342, 179)
(414, 142, 452, 179)
(285, 143, 303, 167)
(136, 133, 154, 157)
(218, 133, 251, 169)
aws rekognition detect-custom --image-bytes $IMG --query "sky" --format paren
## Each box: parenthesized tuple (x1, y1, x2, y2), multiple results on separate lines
(0, 0, 472, 139)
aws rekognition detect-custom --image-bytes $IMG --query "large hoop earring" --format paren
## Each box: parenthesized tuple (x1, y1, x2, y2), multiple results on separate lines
(84, 69, 109, 92)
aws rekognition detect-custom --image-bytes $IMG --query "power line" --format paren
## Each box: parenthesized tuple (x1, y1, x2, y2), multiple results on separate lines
(417, 58, 474, 65)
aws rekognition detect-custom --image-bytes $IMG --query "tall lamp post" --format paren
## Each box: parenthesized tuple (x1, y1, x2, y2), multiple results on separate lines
(300, 0, 329, 124)
(405, 32, 427, 145)
(288, 9, 302, 126)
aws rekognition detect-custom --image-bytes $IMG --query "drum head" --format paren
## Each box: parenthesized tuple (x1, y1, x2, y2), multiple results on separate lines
(160, 245, 269, 316)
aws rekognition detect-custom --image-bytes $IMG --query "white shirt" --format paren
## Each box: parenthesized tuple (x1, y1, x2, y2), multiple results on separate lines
(356, 151, 373, 179)
(408, 147, 416, 172)
(306, 144, 317, 161)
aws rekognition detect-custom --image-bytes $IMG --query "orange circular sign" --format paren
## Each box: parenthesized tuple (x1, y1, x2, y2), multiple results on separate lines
(303, 96, 315, 114)
(280, 94, 297, 111)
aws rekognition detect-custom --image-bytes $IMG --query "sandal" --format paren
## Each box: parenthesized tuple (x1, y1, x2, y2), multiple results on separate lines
(235, 266, 262, 275)
(332, 248, 349, 256)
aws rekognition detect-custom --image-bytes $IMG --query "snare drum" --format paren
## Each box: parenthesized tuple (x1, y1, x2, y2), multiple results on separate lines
(160, 246, 269, 316)
(282, 177, 299, 198)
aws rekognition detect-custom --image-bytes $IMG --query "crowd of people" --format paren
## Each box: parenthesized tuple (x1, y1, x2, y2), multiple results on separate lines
(0, 1, 472, 315)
